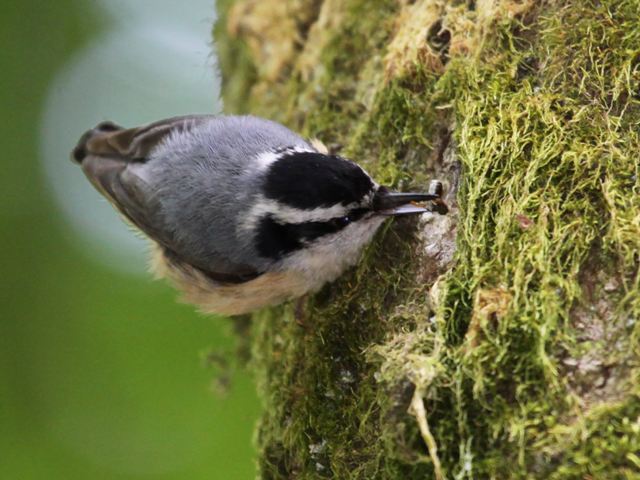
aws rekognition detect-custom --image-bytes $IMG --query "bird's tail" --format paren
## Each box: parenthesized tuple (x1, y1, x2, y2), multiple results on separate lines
(72, 121, 125, 163)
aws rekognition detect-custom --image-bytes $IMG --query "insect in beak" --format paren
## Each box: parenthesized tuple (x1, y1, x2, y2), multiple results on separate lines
(373, 181, 448, 216)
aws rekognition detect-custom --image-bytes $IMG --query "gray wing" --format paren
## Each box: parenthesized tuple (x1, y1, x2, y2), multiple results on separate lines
(72, 115, 298, 283)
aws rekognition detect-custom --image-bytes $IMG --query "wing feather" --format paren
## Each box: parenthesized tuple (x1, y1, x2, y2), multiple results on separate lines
(74, 116, 261, 284)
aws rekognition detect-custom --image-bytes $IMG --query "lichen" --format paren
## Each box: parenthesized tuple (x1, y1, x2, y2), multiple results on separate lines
(215, 0, 640, 478)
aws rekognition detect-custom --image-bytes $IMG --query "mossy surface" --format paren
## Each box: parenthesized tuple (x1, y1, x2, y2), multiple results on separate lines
(215, 0, 640, 478)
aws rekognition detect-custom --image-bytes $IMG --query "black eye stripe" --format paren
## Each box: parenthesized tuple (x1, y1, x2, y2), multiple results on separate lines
(255, 209, 370, 260)
(256, 216, 302, 259)
(330, 216, 351, 228)
(346, 208, 367, 222)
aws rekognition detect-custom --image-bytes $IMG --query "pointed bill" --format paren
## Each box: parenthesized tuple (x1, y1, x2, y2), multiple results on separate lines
(377, 204, 430, 216)
(373, 188, 440, 216)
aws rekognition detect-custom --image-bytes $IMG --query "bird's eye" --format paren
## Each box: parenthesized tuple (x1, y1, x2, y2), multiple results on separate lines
(332, 216, 351, 228)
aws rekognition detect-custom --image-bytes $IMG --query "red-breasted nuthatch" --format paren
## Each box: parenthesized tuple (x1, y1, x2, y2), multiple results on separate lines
(72, 115, 446, 315)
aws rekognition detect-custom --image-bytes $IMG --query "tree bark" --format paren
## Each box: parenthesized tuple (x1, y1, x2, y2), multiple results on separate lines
(215, 0, 640, 478)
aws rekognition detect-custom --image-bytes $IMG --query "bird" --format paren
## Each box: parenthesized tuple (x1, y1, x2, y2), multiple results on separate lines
(72, 115, 446, 315)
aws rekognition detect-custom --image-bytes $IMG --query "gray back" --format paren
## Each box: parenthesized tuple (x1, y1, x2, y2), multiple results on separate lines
(135, 115, 312, 274)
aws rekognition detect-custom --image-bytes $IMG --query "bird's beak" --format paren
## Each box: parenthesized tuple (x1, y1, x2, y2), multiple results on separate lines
(373, 186, 447, 216)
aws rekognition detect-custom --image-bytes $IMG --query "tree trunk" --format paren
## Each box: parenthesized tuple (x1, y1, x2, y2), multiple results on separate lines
(215, 1, 640, 478)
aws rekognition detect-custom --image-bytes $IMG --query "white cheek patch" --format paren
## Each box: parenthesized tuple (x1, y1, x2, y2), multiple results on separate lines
(279, 215, 386, 286)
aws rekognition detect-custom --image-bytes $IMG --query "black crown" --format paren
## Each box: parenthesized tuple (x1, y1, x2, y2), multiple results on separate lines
(263, 151, 374, 209)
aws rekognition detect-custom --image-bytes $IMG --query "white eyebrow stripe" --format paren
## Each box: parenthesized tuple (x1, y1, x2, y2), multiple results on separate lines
(270, 200, 350, 223)
(240, 196, 351, 232)
(239, 194, 377, 237)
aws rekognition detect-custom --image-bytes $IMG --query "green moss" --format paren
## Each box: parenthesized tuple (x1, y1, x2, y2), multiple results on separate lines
(542, 394, 640, 479)
(213, 0, 257, 114)
(215, 0, 640, 478)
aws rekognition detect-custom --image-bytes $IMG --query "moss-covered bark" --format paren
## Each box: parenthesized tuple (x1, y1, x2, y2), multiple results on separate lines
(214, 0, 640, 478)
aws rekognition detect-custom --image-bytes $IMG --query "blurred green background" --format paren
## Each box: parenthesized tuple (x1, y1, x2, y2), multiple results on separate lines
(1, 1, 260, 478)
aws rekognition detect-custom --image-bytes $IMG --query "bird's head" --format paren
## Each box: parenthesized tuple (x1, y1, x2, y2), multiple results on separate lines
(242, 149, 443, 283)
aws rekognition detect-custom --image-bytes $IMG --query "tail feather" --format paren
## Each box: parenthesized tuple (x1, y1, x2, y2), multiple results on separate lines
(71, 121, 124, 163)
(71, 115, 209, 165)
